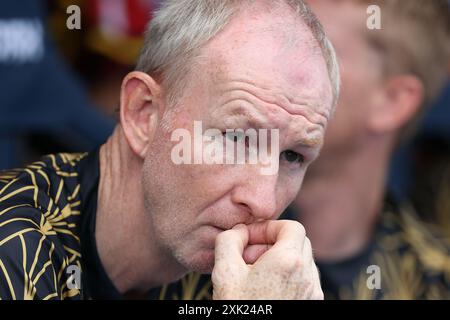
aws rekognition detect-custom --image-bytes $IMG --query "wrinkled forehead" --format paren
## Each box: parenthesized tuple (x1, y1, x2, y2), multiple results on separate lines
(200, 8, 334, 119)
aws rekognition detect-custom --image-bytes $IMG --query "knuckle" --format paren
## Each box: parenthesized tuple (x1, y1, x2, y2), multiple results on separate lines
(288, 220, 306, 237)
(292, 256, 304, 271)
(277, 253, 303, 272)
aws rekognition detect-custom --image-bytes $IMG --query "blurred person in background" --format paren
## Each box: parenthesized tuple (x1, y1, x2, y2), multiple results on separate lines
(0, 0, 115, 170)
(289, 0, 450, 299)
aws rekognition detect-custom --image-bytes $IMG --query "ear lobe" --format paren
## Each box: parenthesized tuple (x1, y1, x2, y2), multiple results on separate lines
(368, 75, 424, 134)
(120, 71, 164, 159)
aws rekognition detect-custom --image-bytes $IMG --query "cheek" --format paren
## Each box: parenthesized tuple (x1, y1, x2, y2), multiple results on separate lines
(146, 157, 235, 218)
(278, 174, 304, 210)
(142, 135, 194, 217)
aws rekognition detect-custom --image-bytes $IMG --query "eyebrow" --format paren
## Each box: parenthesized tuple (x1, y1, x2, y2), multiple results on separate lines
(295, 135, 323, 149)
(220, 104, 324, 152)
(219, 92, 324, 149)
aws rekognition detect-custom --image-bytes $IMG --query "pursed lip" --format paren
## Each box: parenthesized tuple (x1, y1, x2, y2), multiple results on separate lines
(210, 225, 227, 232)
(210, 221, 246, 232)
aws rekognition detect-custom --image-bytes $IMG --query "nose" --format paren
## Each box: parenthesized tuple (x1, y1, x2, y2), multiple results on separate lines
(230, 170, 279, 221)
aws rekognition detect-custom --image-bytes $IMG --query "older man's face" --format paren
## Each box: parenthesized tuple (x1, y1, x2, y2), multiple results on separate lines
(142, 7, 333, 273)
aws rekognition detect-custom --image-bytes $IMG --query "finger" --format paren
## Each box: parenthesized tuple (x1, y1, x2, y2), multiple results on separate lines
(214, 224, 249, 271)
(244, 221, 272, 245)
(246, 220, 306, 252)
(243, 244, 272, 264)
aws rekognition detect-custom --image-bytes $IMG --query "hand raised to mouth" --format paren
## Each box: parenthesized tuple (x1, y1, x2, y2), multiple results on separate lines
(212, 220, 323, 300)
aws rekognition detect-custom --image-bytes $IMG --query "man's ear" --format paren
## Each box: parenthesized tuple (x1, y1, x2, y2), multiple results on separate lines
(368, 75, 424, 134)
(120, 71, 164, 159)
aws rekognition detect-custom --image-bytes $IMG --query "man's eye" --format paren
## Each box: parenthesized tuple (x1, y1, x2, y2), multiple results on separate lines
(223, 131, 244, 143)
(280, 150, 304, 164)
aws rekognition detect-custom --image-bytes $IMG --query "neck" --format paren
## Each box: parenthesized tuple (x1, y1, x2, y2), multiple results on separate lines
(294, 138, 392, 262)
(95, 126, 186, 295)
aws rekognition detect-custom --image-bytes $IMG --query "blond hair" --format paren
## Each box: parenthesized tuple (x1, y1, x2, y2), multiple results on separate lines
(356, 0, 450, 135)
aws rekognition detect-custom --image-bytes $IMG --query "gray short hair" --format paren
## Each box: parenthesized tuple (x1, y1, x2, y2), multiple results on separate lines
(136, 0, 340, 109)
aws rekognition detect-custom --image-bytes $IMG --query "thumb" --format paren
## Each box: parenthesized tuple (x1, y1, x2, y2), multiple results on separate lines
(243, 244, 272, 265)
